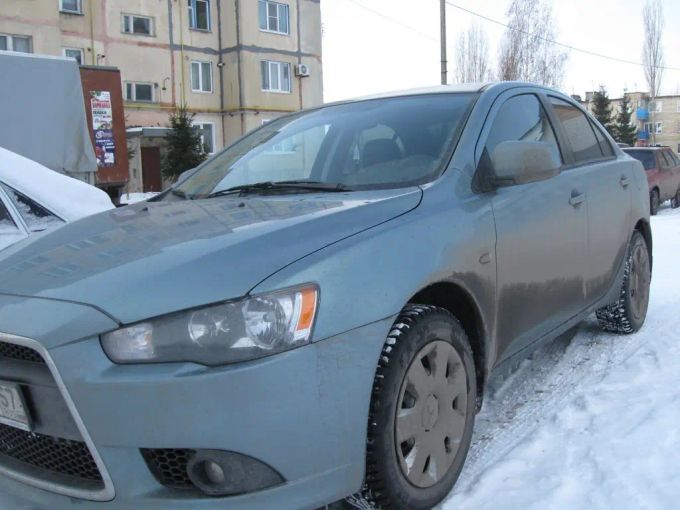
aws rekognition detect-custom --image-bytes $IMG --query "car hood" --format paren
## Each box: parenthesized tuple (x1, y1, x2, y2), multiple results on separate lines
(0, 188, 421, 324)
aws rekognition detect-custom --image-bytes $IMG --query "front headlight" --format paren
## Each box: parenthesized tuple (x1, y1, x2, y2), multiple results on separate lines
(101, 285, 318, 365)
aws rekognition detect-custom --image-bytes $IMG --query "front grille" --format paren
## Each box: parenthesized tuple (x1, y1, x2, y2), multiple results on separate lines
(0, 341, 45, 364)
(141, 448, 196, 489)
(0, 423, 103, 484)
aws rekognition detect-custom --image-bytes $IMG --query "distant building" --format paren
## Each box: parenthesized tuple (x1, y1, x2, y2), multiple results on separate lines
(583, 91, 680, 152)
(1, 0, 323, 192)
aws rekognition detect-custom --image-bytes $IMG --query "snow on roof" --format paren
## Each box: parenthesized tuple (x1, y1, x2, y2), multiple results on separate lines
(0, 146, 113, 221)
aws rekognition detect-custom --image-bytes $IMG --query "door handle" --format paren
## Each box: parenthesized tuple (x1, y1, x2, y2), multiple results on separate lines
(569, 191, 585, 207)
(620, 175, 631, 188)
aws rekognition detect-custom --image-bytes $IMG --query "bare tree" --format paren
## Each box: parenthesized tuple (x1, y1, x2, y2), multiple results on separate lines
(642, 0, 664, 143)
(497, 0, 568, 88)
(454, 21, 491, 83)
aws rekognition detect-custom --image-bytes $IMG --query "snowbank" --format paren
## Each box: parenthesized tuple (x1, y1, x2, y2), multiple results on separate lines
(442, 204, 680, 509)
(0, 146, 113, 220)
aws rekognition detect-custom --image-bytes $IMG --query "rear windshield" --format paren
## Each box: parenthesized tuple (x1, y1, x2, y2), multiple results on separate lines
(624, 150, 656, 170)
(175, 94, 477, 197)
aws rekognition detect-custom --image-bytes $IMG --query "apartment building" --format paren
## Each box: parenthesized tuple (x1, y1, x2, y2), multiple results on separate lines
(1, 0, 323, 190)
(582, 91, 680, 151)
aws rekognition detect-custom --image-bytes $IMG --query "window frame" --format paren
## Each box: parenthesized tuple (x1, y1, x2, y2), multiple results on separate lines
(188, 0, 211, 31)
(190, 60, 213, 93)
(194, 122, 216, 154)
(261, 60, 292, 93)
(59, 0, 82, 14)
(545, 94, 617, 169)
(0, 34, 32, 53)
(1, 183, 65, 233)
(121, 13, 155, 36)
(62, 47, 84, 64)
(258, 0, 290, 35)
(125, 81, 155, 103)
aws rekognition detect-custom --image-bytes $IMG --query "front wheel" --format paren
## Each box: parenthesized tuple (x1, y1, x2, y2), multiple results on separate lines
(596, 231, 651, 334)
(354, 305, 476, 510)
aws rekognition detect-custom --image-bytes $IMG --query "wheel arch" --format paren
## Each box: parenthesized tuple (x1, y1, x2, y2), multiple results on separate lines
(634, 218, 653, 271)
(408, 281, 488, 408)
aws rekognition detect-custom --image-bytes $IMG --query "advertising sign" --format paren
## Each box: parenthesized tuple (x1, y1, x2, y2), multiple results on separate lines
(90, 91, 115, 167)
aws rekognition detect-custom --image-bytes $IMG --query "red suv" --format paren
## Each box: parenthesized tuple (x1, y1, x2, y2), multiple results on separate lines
(623, 147, 680, 214)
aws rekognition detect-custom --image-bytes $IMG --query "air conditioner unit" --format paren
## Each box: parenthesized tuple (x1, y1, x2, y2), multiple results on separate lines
(294, 64, 310, 77)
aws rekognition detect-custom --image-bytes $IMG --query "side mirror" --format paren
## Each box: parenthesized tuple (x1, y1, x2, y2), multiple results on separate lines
(489, 141, 561, 186)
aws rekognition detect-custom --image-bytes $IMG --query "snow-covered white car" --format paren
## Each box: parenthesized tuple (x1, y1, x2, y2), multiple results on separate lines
(0, 146, 114, 250)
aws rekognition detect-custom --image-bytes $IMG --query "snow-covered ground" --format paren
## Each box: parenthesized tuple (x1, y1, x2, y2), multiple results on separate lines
(118, 191, 159, 204)
(442, 204, 680, 510)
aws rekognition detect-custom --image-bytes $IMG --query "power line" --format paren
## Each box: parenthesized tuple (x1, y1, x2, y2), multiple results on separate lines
(343, 0, 438, 43)
(444, 0, 680, 72)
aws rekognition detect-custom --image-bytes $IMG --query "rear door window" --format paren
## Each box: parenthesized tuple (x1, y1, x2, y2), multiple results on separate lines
(1, 184, 64, 232)
(589, 120, 614, 157)
(549, 97, 603, 164)
(659, 151, 674, 171)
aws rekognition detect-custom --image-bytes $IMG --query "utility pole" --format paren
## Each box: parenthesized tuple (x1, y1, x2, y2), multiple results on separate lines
(440, 0, 447, 85)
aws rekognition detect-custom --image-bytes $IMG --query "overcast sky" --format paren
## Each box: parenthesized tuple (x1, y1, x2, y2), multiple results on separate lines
(321, 0, 680, 102)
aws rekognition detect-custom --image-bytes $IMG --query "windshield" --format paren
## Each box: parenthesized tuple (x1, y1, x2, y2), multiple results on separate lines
(175, 94, 476, 198)
(625, 150, 657, 170)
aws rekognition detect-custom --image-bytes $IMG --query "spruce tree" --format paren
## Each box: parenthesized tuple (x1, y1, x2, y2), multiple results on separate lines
(613, 94, 638, 147)
(161, 105, 207, 182)
(591, 87, 614, 136)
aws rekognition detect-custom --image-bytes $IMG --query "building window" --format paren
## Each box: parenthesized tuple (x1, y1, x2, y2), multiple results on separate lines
(194, 123, 215, 154)
(59, 0, 82, 14)
(646, 122, 662, 134)
(656, 122, 662, 134)
(261, 60, 291, 93)
(63, 47, 84, 64)
(676, 101, 680, 113)
(0, 34, 32, 53)
(653, 100, 663, 113)
(190, 61, 212, 93)
(188, 0, 210, 30)
(259, 1, 290, 34)
(122, 14, 154, 36)
(125, 82, 154, 102)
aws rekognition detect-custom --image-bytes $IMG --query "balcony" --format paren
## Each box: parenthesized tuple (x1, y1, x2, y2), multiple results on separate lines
(637, 130, 649, 141)
(636, 108, 649, 120)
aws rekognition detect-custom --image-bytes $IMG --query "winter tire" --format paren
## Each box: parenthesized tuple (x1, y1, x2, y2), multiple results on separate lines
(353, 305, 476, 510)
(596, 231, 651, 334)
(650, 189, 660, 216)
(671, 190, 680, 209)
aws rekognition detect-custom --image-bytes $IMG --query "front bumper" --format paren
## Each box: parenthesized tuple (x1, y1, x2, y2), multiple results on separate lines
(0, 294, 394, 509)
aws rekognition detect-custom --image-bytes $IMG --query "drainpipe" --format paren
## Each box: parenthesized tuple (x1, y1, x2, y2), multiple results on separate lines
(235, 0, 245, 135)
(296, 0, 302, 110)
(217, 0, 226, 146)
(178, 0, 187, 105)
(88, 0, 95, 65)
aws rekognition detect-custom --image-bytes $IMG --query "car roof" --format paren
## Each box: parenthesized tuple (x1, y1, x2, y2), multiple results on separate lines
(0, 146, 114, 221)
(622, 147, 668, 151)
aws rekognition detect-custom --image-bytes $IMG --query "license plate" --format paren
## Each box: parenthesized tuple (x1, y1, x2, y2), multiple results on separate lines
(0, 381, 32, 432)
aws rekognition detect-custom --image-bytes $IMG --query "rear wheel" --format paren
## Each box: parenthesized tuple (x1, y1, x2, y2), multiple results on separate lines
(650, 189, 660, 216)
(353, 305, 476, 510)
(671, 189, 680, 209)
(596, 231, 651, 334)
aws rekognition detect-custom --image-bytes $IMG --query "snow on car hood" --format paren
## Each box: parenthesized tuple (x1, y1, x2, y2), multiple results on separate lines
(0, 146, 113, 221)
(0, 188, 421, 324)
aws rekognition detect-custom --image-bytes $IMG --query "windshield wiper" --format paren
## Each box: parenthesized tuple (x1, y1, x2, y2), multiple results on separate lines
(206, 181, 352, 198)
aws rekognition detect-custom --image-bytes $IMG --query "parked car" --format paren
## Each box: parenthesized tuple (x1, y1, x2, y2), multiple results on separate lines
(622, 146, 680, 214)
(0, 146, 114, 250)
(0, 83, 651, 510)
